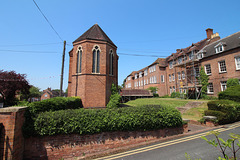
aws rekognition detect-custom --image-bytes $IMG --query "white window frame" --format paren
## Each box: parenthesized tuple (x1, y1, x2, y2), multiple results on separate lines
(169, 74, 171, 82)
(144, 69, 148, 76)
(135, 74, 138, 79)
(170, 87, 172, 94)
(235, 57, 240, 70)
(197, 52, 203, 59)
(220, 81, 227, 91)
(169, 61, 173, 69)
(172, 73, 175, 81)
(139, 72, 142, 78)
(182, 71, 185, 80)
(161, 75, 164, 83)
(178, 57, 182, 64)
(189, 51, 194, 60)
(204, 64, 212, 75)
(154, 76, 157, 83)
(218, 60, 227, 73)
(207, 83, 214, 94)
(173, 86, 175, 92)
(194, 67, 200, 77)
(178, 72, 181, 80)
(215, 42, 225, 54)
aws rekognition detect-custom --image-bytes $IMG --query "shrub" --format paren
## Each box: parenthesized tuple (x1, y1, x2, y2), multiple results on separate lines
(107, 93, 121, 108)
(23, 97, 82, 137)
(218, 85, 240, 102)
(171, 92, 180, 98)
(160, 95, 170, 98)
(107, 83, 121, 108)
(201, 95, 218, 100)
(33, 105, 183, 136)
(206, 100, 240, 124)
(153, 93, 159, 97)
(226, 78, 240, 87)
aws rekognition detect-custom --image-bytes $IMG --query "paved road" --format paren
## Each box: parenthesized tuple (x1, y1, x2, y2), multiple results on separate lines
(95, 122, 240, 160)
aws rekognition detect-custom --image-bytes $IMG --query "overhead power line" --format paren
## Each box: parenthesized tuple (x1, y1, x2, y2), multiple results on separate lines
(118, 52, 167, 58)
(0, 42, 62, 47)
(0, 49, 59, 54)
(33, 0, 63, 42)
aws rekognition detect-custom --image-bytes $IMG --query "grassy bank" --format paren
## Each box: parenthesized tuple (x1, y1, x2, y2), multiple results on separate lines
(124, 98, 209, 121)
(124, 98, 189, 108)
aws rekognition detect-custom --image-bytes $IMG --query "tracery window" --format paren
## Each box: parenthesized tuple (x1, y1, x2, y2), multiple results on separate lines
(92, 45, 100, 73)
(76, 46, 82, 73)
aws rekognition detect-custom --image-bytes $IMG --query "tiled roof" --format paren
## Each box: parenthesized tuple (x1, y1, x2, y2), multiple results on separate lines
(200, 31, 240, 58)
(152, 58, 168, 67)
(73, 24, 116, 47)
(121, 89, 153, 96)
(167, 38, 212, 61)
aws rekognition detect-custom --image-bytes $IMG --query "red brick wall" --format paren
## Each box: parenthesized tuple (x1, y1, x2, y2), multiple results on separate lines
(200, 48, 240, 96)
(0, 107, 26, 160)
(24, 125, 187, 160)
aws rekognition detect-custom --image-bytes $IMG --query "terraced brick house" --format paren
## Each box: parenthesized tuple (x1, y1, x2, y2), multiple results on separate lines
(124, 29, 240, 97)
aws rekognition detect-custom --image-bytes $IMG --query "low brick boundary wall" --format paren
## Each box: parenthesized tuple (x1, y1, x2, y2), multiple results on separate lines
(0, 107, 27, 160)
(24, 124, 188, 160)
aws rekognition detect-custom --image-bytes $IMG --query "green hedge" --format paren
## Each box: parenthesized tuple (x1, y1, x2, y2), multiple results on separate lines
(29, 97, 83, 115)
(33, 105, 183, 136)
(218, 85, 240, 102)
(23, 97, 83, 137)
(205, 100, 240, 124)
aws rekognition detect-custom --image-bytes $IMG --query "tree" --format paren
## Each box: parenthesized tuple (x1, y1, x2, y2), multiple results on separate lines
(199, 66, 209, 96)
(227, 78, 239, 88)
(20, 85, 41, 101)
(107, 83, 121, 108)
(147, 87, 158, 94)
(0, 70, 30, 106)
(65, 87, 68, 97)
(29, 86, 41, 99)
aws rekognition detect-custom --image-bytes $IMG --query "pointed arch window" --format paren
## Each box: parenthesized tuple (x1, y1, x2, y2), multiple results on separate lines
(92, 45, 100, 73)
(109, 50, 114, 75)
(76, 46, 82, 73)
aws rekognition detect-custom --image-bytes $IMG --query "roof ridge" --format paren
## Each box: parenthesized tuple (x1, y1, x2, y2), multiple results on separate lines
(73, 24, 117, 47)
(199, 31, 240, 52)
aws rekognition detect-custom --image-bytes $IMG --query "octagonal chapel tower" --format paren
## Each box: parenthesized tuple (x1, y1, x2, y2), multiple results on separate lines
(68, 24, 118, 108)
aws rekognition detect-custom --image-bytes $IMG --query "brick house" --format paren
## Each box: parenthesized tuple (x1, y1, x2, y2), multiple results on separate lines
(40, 88, 60, 100)
(68, 24, 118, 108)
(124, 29, 240, 97)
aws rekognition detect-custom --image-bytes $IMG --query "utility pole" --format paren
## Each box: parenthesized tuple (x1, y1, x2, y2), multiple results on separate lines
(60, 40, 66, 97)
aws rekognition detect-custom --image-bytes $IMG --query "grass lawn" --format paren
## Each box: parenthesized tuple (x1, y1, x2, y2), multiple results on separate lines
(124, 98, 209, 121)
(182, 101, 209, 121)
(124, 98, 189, 108)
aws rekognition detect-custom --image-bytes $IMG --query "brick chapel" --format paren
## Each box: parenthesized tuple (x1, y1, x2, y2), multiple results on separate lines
(68, 24, 118, 108)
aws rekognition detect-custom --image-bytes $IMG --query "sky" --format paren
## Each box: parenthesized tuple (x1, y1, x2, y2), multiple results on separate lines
(1, 0, 240, 91)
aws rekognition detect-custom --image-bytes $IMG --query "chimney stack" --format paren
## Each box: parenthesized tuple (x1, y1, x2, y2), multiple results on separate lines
(206, 28, 213, 39)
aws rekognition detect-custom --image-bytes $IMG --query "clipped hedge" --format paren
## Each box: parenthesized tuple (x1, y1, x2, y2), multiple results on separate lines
(205, 100, 240, 124)
(29, 97, 83, 115)
(33, 105, 183, 136)
(218, 85, 240, 102)
(23, 97, 83, 137)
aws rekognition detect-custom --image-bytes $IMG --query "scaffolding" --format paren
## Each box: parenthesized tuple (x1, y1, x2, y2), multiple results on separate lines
(172, 52, 202, 99)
